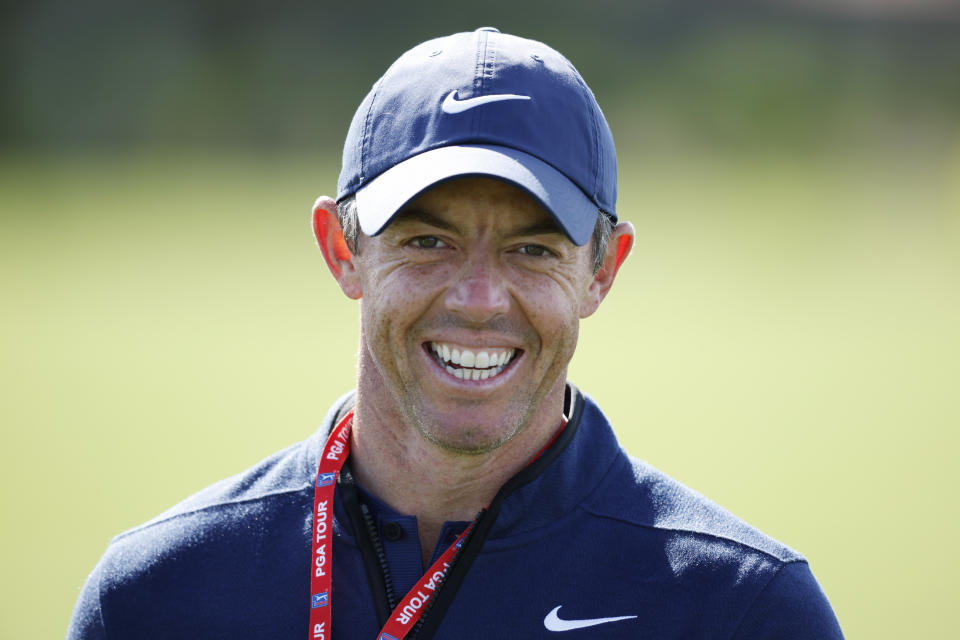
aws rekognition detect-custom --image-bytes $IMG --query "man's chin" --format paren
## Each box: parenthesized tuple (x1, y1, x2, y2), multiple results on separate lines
(410, 409, 525, 456)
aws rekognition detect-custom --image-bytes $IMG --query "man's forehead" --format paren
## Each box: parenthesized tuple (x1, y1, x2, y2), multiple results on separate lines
(389, 177, 568, 238)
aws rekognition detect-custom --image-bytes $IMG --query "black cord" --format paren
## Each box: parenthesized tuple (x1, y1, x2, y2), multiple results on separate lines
(360, 502, 398, 611)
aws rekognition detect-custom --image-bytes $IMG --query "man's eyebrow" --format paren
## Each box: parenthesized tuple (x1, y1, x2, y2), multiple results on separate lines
(392, 207, 565, 238)
(509, 219, 565, 238)
(391, 208, 457, 232)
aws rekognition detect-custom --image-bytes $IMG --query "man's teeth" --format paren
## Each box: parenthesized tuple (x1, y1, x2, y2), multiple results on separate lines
(430, 343, 517, 380)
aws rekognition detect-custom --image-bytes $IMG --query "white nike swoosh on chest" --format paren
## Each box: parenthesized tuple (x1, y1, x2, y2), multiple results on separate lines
(543, 605, 638, 632)
(441, 90, 531, 114)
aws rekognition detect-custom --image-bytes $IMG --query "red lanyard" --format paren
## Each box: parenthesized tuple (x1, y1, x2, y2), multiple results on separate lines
(310, 410, 564, 640)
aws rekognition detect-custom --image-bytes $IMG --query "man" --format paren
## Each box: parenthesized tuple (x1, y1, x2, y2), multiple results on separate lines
(69, 28, 843, 639)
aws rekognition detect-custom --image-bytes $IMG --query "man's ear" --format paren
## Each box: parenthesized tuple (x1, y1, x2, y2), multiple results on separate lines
(312, 196, 362, 299)
(580, 221, 635, 318)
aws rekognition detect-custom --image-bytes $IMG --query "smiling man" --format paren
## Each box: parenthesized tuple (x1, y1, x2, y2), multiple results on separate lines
(69, 28, 843, 639)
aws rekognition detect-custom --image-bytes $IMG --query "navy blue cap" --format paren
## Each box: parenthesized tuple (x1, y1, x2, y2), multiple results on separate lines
(336, 28, 618, 246)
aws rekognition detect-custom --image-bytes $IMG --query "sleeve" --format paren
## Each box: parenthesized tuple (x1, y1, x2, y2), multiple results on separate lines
(67, 560, 108, 640)
(731, 560, 844, 639)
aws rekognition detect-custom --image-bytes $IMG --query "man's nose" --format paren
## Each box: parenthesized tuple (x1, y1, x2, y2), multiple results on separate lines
(444, 255, 511, 323)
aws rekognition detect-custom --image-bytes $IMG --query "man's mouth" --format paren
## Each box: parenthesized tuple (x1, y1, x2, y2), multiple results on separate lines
(426, 341, 520, 381)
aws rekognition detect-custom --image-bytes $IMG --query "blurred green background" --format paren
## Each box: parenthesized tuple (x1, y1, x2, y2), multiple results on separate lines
(2, 1, 959, 637)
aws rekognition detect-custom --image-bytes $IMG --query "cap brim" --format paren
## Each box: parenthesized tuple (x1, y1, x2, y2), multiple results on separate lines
(353, 144, 598, 246)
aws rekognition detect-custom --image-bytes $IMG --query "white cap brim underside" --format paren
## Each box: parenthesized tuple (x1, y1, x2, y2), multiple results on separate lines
(354, 144, 597, 246)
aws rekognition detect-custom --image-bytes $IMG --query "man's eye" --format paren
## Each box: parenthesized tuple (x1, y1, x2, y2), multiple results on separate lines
(410, 236, 446, 249)
(518, 244, 553, 257)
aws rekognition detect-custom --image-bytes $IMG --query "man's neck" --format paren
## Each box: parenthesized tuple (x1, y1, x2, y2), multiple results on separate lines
(346, 387, 566, 567)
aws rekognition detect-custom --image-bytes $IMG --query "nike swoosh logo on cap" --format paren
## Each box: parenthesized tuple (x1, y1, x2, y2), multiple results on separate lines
(543, 605, 638, 632)
(441, 90, 531, 114)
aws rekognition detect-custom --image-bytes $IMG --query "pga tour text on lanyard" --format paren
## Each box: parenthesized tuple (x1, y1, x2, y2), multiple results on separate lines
(309, 411, 565, 640)
(309, 412, 470, 640)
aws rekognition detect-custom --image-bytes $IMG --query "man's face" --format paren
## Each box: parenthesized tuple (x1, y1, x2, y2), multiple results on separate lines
(352, 177, 600, 454)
